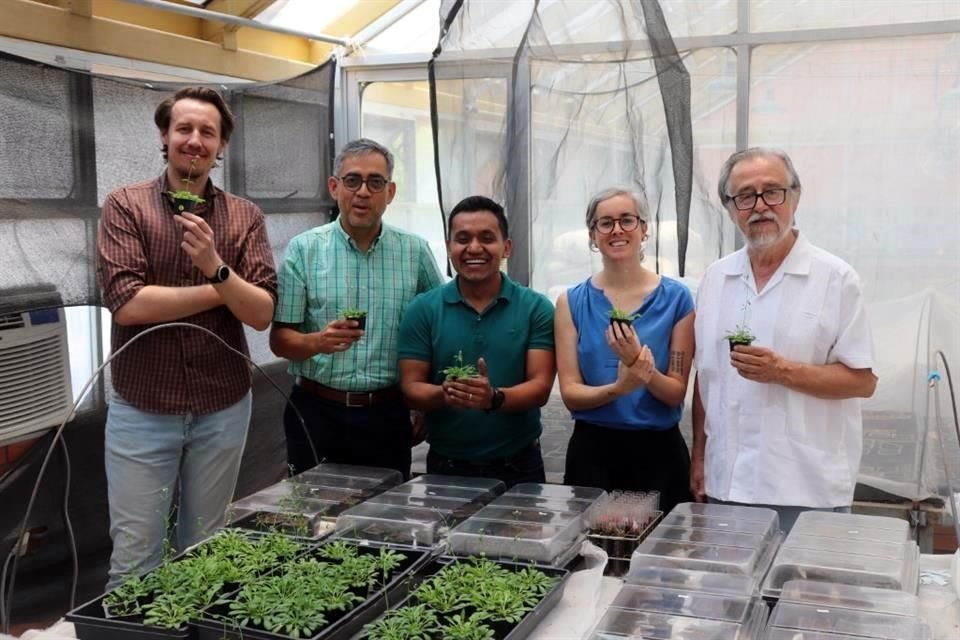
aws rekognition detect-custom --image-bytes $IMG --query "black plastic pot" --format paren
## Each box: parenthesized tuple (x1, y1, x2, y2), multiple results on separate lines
(728, 339, 753, 352)
(345, 314, 367, 330)
(609, 317, 634, 330)
(172, 197, 199, 213)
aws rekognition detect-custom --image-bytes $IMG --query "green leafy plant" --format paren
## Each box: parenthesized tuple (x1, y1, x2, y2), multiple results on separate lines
(364, 604, 438, 640)
(440, 612, 496, 640)
(317, 539, 358, 561)
(724, 325, 756, 346)
(168, 156, 206, 212)
(608, 307, 640, 324)
(443, 350, 479, 380)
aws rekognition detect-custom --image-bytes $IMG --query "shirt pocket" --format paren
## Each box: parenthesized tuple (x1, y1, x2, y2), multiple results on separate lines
(784, 288, 831, 365)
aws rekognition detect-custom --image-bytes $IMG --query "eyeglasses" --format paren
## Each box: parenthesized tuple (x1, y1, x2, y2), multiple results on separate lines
(728, 188, 790, 211)
(337, 173, 389, 193)
(592, 214, 642, 234)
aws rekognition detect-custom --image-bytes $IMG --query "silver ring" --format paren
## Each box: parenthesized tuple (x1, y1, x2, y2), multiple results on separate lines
(469, 393, 473, 401)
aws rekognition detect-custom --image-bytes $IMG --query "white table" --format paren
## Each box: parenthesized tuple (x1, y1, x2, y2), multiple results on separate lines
(21, 554, 960, 640)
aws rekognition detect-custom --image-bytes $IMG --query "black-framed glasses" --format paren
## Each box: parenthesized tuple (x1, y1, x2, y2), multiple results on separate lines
(592, 214, 642, 234)
(337, 173, 389, 193)
(729, 188, 790, 211)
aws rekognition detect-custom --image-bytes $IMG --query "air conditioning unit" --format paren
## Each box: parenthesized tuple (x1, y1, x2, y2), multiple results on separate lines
(0, 287, 73, 446)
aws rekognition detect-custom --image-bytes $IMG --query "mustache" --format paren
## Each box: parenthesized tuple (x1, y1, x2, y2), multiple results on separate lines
(747, 212, 778, 225)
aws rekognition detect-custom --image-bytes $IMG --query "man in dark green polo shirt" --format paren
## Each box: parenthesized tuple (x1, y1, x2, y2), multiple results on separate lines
(399, 195, 556, 487)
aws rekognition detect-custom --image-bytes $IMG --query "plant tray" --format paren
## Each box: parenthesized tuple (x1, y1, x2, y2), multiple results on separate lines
(193, 540, 430, 640)
(352, 556, 570, 640)
(230, 510, 337, 539)
(66, 529, 310, 640)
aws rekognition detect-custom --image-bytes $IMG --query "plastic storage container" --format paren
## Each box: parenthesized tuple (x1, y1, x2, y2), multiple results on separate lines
(447, 515, 582, 564)
(761, 542, 920, 598)
(778, 579, 920, 617)
(628, 534, 777, 585)
(766, 601, 931, 640)
(790, 511, 910, 539)
(297, 463, 403, 486)
(586, 583, 768, 639)
(506, 482, 607, 502)
(624, 566, 754, 597)
(334, 475, 506, 548)
(333, 502, 454, 547)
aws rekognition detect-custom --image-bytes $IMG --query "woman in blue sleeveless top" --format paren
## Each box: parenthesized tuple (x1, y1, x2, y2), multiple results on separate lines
(554, 187, 695, 514)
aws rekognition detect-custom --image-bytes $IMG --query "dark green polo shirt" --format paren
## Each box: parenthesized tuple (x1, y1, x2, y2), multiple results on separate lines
(398, 274, 555, 461)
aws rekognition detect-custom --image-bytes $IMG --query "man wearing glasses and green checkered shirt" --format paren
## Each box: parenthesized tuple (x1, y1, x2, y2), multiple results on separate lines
(270, 138, 443, 478)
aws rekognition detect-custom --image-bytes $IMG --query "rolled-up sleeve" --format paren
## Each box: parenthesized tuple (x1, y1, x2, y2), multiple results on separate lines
(97, 189, 147, 313)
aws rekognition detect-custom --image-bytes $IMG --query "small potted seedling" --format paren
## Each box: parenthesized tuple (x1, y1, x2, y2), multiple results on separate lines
(341, 307, 368, 330)
(442, 350, 479, 381)
(608, 307, 640, 329)
(725, 300, 755, 351)
(167, 156, 205, 213)
(724, 325, 756, 351)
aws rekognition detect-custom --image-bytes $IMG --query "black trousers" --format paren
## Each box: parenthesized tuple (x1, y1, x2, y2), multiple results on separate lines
(563, 420, 693, 515)
(426, 439, 546, 489)
(283, 384, 412, 479)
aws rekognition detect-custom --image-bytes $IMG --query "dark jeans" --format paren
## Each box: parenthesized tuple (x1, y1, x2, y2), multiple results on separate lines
(564, 420, 693, 515)
(426, 439, 546, 489)
(283, 384, 412, 479)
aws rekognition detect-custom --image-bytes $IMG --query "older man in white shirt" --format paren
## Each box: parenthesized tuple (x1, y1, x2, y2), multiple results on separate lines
(690, 147, 877, 532)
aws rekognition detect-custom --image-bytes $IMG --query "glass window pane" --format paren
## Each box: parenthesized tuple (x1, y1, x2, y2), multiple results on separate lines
(751, 0, 960, 32)
(361, 81, 447, 266)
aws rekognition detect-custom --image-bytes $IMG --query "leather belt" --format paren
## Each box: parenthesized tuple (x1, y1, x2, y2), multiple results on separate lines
(296, 377, 402, 408)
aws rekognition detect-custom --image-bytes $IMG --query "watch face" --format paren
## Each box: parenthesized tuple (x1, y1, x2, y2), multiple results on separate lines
(217, 265, 229, 281)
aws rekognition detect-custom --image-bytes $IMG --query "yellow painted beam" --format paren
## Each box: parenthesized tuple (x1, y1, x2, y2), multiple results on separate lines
(1, 0, 314, 80)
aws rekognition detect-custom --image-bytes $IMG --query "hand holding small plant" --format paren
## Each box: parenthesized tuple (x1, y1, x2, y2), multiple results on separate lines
(168, 156, 206, 213)
(341, 307, 368, 330)
(442, 350, 479, 381)
(608, 307, 640, 328)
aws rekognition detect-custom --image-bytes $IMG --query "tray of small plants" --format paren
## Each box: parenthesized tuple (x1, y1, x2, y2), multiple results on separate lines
(355, 555, 569, 640)
(585, 490, 662, 577)
(193, 538, 430, 640)
(66, 528, 309, 640)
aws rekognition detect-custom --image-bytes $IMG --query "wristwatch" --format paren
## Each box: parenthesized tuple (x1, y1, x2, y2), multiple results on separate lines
(486, 387, 506, 413)
(206, 264, 230, 283)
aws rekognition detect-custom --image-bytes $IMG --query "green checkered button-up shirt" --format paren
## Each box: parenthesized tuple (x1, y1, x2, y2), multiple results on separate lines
(274, 220, 443, 391)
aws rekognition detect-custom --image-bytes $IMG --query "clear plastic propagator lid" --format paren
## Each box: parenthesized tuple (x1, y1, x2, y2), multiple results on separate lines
(230, 493, 347, 519)
(768, 602, 931, 640)
(446, 516, 582, 564)
(778, 580, 920, 617)
(610, 584, 756, 624)
(407, 474, 505, 493)
(333, 502, 452, 547)
(659, 512, 779, 541)
(791, 510, 910, 534)
(624, 566, 754, 597)
(297, 463, 403, 485)
(471, 504, 584, 527)
(492, 493, 599, 515)
(648, 526, 771, 550)
(363, 492, 475, 514)
(761, 543, 920, 598)
(387, 482, 500, 502)
(671, 502, 780, 526)
(586, 597, 767, 639)
(506, 482, 607, 502)
(284, 473, 391, 494)
(783, 534, 909, 560)
(254, 481, 366, 503)
(629, 535, 777, 583)
(764, 630, 911, 640)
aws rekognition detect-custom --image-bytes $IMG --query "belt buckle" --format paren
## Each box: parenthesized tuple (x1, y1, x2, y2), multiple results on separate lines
(345, 391, 372, 408)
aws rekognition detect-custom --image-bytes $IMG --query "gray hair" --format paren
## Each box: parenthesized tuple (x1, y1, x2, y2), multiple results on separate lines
(333, 138, 395, 178)
(717, 147, 801, 205)
(584, 186, 650, 229)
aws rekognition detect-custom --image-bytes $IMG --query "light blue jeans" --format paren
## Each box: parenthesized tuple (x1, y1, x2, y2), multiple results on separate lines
(104, 391, 251, 589)
(707, 496, 851, 533)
